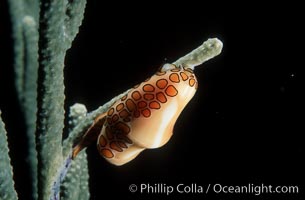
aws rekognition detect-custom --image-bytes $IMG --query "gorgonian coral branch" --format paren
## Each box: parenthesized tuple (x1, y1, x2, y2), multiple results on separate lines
(173, 38, 223, 69)
(8, 0, 40, 198)
(0, 111, 18, 200)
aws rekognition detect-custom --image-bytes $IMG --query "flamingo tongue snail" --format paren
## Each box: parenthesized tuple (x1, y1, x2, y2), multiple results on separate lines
(72, 38, 223, 166)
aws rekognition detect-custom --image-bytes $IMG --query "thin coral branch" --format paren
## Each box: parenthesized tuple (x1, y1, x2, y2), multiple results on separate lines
(60, 152, 89, 200)
(37, 0, 67, 199)
(77, 152, 90, 200)
(61, 104, 89, 200)
(50, 104, 89, 200)
(21, 15, 39, 200)
(0, 111, 18, 200)
(8, 0, 40, 199)
(173, 38, 223, 69)
(8, 0, 25, 100)
(36, 0, 87, 198)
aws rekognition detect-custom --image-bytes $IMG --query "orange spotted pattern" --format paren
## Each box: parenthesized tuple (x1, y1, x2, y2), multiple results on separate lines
(98, 65, 198, 159)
